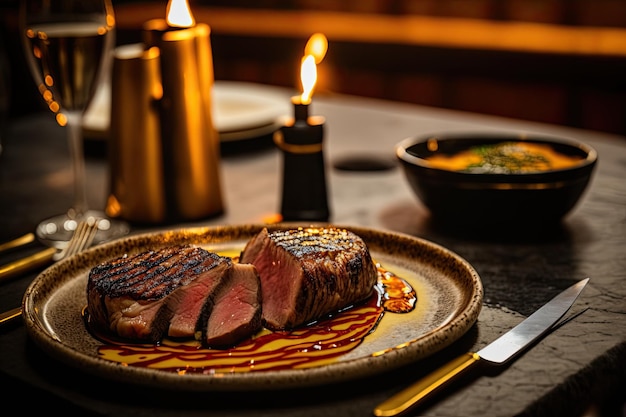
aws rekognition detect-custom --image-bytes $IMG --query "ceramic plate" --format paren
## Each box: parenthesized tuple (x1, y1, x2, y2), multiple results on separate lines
(83, 81, 291, 142)
(213, 81, 291, 141)
(22, 224, 482, 391)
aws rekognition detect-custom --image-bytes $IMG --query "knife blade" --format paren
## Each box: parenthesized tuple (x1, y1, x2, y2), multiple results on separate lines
(373, 277, 590, 417)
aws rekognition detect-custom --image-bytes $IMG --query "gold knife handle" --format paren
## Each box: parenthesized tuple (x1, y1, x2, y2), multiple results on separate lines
(0, 233, 35, 254)
(374, 352, 481, 417)
(0, 247, 57, 283)
(0, 307, 22, 327)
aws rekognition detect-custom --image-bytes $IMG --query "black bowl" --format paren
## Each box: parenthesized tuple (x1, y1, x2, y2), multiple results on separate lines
(396, 132, 598, 228)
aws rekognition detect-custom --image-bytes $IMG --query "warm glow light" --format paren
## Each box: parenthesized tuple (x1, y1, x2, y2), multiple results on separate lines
(49, 101, 59, 113)
(166, 0, 195, 28)
(56, 113, 67, 126)
(42, 89, 53, 102)
(304, 33, 328, 64)
(300, 55, 317, 104)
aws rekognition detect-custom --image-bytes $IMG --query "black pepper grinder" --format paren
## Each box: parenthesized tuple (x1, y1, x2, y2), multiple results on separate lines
(274, 97, 330, 222)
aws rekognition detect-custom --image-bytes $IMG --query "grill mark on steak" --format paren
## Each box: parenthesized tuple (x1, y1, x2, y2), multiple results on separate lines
(87, 228, 374, 347)
(89, 246, 221, 301)
(87, 245, 235, 342)
(240, 227, 378, 330)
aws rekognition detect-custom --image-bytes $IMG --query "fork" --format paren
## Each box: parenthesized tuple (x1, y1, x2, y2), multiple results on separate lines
(54, 218, 101, 260)
(0, 219, 100, 327)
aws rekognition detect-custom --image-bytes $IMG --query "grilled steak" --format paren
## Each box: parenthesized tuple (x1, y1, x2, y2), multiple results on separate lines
(239, 227, 378, 330)
(167, 258, 231, 339)
(202, 263, 263, 347)
(86, 245, 262, 346)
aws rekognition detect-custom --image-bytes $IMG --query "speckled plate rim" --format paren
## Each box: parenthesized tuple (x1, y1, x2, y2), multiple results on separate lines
(22, 223, 483, 391)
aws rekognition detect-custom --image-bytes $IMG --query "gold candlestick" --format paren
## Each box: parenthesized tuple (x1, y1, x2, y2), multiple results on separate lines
(107, 44, 165, 223)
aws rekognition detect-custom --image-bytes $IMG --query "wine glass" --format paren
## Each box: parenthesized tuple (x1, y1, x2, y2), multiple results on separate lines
(20, 0, 128, 248)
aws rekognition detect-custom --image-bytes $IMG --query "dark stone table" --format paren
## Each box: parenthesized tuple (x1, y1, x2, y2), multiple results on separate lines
(1, 88, 624, 416)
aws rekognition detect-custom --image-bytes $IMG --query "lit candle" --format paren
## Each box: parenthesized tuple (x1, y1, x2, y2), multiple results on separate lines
(274, 34, 330, 222)
(291, 33, 328, 122)
(291, 55, 316, 122)
(305, 33, 329, 64)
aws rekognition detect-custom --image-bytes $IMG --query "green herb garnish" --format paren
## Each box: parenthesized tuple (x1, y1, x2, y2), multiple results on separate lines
(464, 142, 551, 173)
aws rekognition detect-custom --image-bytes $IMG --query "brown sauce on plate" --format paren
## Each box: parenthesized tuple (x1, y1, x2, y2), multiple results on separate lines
(85, 262, 416, 374)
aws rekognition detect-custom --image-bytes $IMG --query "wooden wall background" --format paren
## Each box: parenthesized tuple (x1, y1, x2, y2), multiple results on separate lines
(2, 0, 625, 136)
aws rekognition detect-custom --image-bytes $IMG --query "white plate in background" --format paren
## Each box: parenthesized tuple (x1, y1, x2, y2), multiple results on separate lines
(83, 80, 292, 142)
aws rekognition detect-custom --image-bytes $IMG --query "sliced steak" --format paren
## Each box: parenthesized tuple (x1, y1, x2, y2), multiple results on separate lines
(87, 245, 231, 342)
(202, 263, 263, 348)
(239, 227, 378, 330)
(167, 259, 231, 338)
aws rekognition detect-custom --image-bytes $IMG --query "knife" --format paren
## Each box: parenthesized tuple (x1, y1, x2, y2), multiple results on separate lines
(374, 277, 590, 417)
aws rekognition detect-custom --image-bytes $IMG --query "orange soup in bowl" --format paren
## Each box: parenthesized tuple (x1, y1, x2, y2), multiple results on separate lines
(425, 142, 585, 174)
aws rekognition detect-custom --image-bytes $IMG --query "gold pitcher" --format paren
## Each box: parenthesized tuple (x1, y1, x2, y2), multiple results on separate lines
(106, 34, 224, 224)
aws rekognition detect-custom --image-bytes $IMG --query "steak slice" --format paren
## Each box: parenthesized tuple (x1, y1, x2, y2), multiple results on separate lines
(202, 263, 263, 348)
(87, 245, 230, 342)
(167, 259, 231, 338)
(239, 227, 378, 330)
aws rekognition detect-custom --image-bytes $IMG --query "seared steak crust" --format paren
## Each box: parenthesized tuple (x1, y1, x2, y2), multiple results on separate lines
(87, 245, 264, 345)
(240, 227, 378, 330)
(88, 245, 225, 301)
(87, 228, 374, 345)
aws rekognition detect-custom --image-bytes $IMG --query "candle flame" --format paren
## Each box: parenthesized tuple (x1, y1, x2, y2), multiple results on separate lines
(304, 33, 328, 64)
(166, 0, 195, 28)
(300, 55, 317, 104)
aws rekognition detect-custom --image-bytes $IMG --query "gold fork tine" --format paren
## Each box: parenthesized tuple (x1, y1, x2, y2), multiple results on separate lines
(54, 221, 87, 261)
(84, 219, 101, 247)
(55, 218, 100, 260)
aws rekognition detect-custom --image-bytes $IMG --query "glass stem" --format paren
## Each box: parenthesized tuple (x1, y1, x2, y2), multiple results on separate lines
(65, 111, 88, 219)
